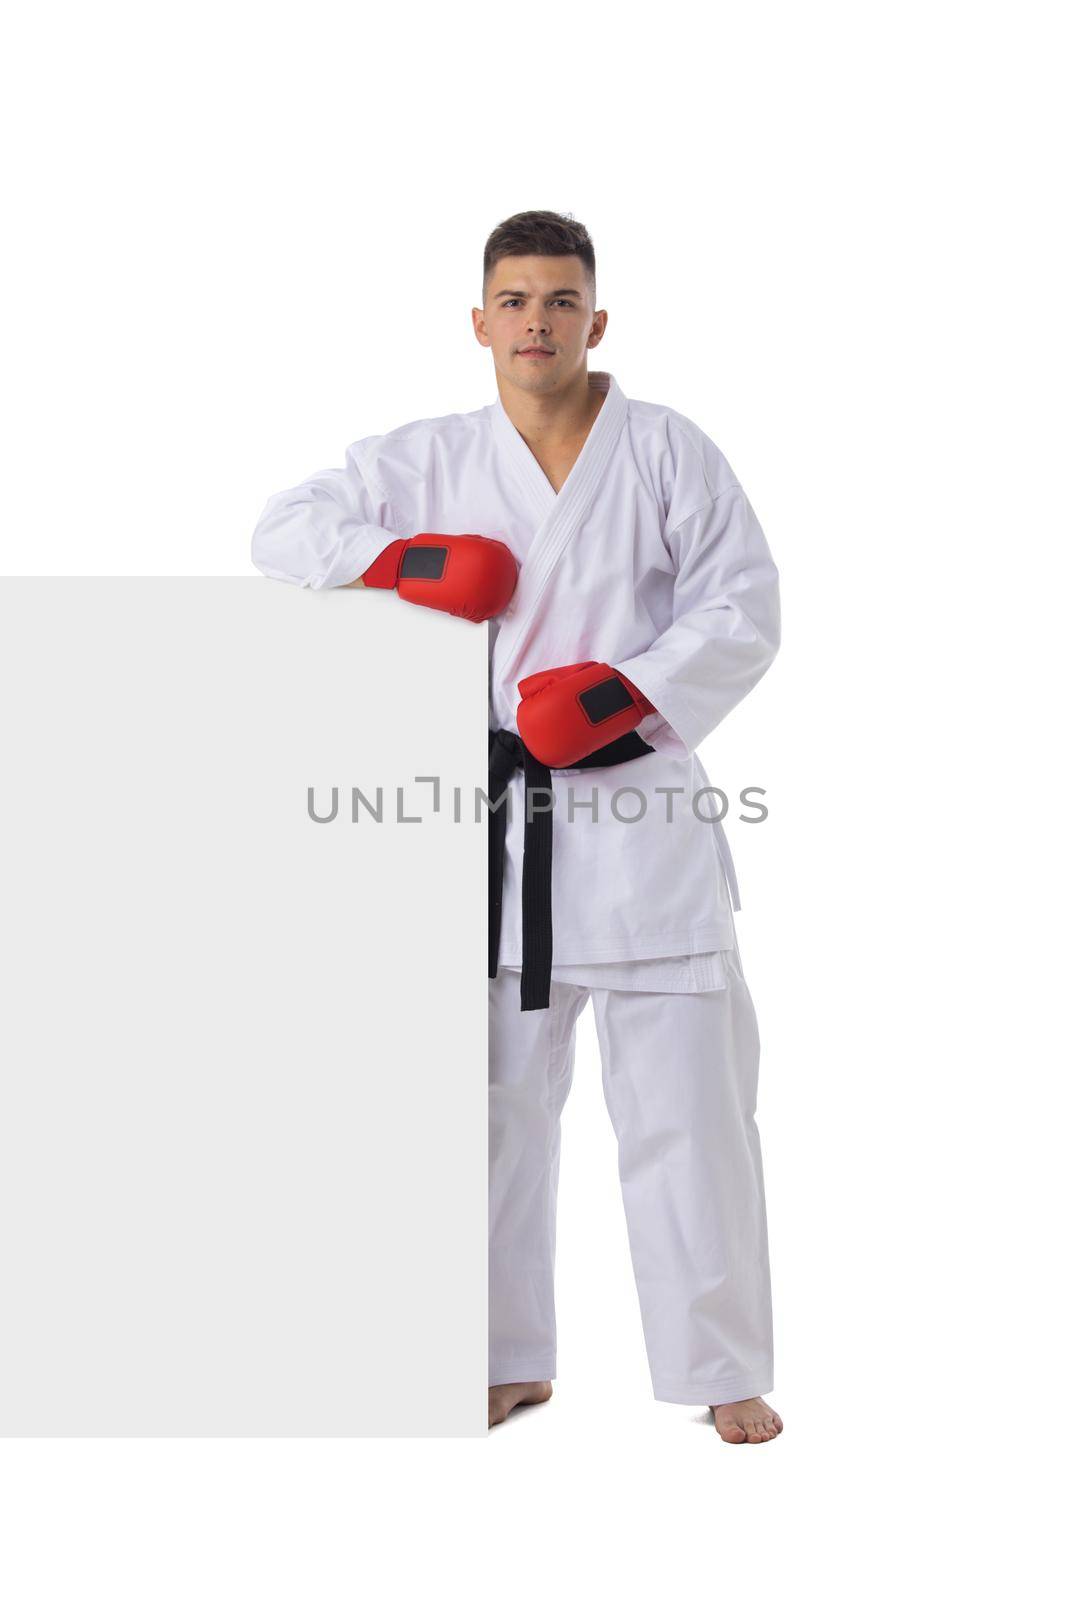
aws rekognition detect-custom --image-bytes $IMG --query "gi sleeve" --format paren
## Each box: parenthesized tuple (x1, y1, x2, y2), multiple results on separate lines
(250, 440, 403, 589)
(613, 485, 781, 759)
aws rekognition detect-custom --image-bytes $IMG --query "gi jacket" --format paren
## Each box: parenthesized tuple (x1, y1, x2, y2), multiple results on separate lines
(252, 370, 781, 965)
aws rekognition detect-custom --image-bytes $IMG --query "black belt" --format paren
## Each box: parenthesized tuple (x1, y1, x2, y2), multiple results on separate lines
(488, 726, 655, 1011)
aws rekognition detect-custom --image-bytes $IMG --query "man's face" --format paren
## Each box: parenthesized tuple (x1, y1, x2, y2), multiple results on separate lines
(473, 255, 607, 393)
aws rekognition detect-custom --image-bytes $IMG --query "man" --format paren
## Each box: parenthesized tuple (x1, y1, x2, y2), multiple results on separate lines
(251, 210, 783, 1444)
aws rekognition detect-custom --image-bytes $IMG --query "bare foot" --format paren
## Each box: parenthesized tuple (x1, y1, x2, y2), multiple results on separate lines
(489, 1380, 553, 1428)
(710, 1396, 783, 1444)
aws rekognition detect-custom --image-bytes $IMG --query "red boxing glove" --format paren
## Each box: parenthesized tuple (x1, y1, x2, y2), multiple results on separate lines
(360, 533, 517, 623)
(516, 660, 656, 767)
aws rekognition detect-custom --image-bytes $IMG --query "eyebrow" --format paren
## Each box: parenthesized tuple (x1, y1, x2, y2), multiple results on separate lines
(492, 287, 583, 299)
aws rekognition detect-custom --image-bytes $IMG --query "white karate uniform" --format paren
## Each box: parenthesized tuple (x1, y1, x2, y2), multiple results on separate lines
(502, 950, 729, 993)
(489, 950, 773, 1405)
(252, 370, 778, 970)
(251, 369, 780, 1404)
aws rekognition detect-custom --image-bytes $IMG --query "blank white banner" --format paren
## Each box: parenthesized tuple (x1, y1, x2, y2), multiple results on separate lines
(0, 578, 487, 1437)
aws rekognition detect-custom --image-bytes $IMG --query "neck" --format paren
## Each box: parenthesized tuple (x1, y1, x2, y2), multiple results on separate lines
(496, 363, 604, 446)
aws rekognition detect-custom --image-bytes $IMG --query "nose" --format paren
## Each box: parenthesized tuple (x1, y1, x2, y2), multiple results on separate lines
(527, 312, 550, 334)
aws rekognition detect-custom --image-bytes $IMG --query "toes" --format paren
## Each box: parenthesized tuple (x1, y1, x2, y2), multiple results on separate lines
(712, 1401, 783, 1443)
(713, 1412, 747, 1443)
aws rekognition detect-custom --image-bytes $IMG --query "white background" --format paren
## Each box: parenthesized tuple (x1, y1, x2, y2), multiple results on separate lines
(1, 0, 1063, 1594)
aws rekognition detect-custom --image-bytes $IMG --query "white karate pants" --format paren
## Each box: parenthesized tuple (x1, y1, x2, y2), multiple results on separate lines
(488, 948, 774, 1405)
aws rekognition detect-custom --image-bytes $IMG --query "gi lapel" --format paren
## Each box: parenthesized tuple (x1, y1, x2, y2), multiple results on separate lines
(490, 370, 628, 684)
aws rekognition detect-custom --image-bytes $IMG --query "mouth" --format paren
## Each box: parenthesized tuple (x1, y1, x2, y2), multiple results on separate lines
(518, 348, 555, 359)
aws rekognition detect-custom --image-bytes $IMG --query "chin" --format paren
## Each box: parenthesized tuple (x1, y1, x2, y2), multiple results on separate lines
(513, 359, 563, 380)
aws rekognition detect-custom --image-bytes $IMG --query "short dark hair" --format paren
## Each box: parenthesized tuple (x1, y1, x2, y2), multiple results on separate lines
(482, 210, 596, 305)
